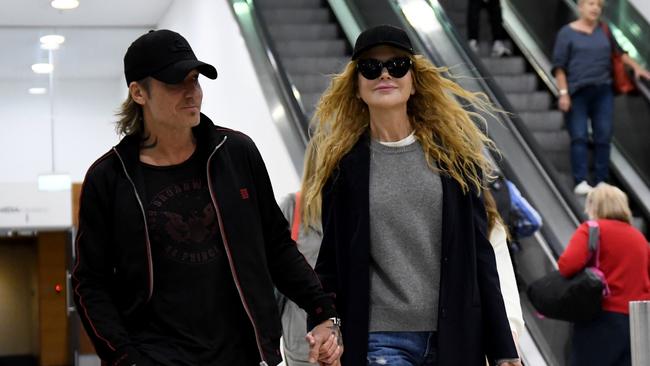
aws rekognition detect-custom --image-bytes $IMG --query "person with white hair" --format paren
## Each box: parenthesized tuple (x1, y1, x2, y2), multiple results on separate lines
(558, 183, 650, 366)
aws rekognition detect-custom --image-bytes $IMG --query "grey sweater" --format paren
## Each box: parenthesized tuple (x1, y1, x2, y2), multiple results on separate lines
(368, 138, 443, 332)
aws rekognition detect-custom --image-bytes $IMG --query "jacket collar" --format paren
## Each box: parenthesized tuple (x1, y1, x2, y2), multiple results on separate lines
(112, 113, 224, 199)
(114, 113, 223, 173)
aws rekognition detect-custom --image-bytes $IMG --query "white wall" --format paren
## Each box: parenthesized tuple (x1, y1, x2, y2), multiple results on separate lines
(0, 78, 124, 183)
(1, 0, 297, 221)
(629, 0, 650, 24)
(157, 0, 300, 199)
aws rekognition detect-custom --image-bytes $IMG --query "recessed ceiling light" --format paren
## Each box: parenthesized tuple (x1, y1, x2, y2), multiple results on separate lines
(32, 63, 54, 74)
(28, 87, 48, 95)
(40, 34, 65, 50)
(50, 0, 79, 10)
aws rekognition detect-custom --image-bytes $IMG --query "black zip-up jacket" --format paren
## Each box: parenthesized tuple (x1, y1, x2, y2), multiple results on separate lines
(72, 114, 336, 366)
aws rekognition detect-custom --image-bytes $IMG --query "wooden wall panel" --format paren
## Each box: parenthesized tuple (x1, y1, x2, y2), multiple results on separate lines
(0, 237, 37, 356)
(37, 232, 69, 366)
(72, 183, 82, 228)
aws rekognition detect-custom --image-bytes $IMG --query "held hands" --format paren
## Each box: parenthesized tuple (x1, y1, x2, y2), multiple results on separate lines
(306, 319, 343, 365)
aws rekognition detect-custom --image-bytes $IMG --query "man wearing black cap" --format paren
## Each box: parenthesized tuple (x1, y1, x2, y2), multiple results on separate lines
(72, 29, 341, 366)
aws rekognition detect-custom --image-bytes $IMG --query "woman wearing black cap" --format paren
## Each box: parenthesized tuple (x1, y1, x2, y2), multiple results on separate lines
(301, 24, 521, 366)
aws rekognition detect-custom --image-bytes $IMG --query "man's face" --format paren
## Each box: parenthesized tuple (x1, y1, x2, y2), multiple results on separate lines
(140, 69, 203, 131)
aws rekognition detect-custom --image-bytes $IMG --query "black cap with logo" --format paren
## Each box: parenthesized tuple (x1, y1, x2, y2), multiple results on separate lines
(351, 24, 414, 60)
(123, 29, 218, 85)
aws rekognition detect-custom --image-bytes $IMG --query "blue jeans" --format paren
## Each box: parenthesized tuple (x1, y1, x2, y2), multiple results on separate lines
(570, 311, 631, 366)
(566, 83, 614, 185)
(367, 332, 437, 366)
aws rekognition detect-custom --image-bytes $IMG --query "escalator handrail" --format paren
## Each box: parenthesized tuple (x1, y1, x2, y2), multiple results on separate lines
(327, 0, 366, 45)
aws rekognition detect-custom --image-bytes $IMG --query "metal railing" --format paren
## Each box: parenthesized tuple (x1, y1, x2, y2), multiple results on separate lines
(630, 301, 650, 366)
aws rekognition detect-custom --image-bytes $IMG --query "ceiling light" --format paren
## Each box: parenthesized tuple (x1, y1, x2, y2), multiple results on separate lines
(50, 0, 79, 10)
(32, 63, 54, 74)
(28, 87, 48, 95)
(40, 34, 65, 50)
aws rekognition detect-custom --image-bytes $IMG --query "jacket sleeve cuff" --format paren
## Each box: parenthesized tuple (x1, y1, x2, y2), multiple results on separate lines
(305, 297, 338, 330)
(110, 346, 150, 366)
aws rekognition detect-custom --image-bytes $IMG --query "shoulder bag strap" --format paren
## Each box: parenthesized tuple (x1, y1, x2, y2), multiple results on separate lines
(586, 220, 601, 267)
(601, 22, 618, 56)
(586, 220, 610, 296)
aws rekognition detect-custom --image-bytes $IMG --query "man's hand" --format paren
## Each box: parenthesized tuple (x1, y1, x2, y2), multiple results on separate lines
(306, 319, 343, 365)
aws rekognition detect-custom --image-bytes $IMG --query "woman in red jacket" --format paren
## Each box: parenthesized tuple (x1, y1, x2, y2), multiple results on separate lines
(558, 183, 650, 366)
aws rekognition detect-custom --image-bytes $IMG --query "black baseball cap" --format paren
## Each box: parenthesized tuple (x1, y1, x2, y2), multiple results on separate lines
(124, 29, 218, 85)
(351, 24, 414, 60)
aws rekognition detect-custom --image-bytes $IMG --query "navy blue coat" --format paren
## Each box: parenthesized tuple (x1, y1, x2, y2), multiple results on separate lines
(313, 133, 518, 365)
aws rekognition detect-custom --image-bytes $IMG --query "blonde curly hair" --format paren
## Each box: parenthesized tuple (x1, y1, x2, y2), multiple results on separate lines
(301, 54, 499, 227)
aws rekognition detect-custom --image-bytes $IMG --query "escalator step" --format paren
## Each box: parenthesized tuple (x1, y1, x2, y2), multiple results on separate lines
(481, 57, 526, 75)
(556, 171, 576, 190)
(262, 8, 330, 24)
(542, 150, 572, 173)
(532, 130, 570, 153)
(269, 24, 339, 41)
(493, 74, 537, 93)
(291, 74, 332, 93)
(275, 40, 347, 57)
(518, 111, 564, 131)
(506, 92, 551, 111)
(283, 57, 349, 74)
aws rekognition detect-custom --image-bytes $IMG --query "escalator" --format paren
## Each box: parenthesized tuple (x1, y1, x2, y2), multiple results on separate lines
(439, 0, 650, 237)
(441, 0, 650, 235)
(258, 0, 351, 118)
(229, 0, 594, 364)
(498, 0, 650, 234)
(402, 0, 650, 364)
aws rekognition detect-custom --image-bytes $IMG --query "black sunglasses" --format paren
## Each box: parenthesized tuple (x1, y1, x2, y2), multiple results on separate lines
(356, 56, 412, 80)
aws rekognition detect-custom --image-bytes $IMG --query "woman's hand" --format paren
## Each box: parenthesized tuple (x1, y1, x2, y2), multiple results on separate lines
(634, 67, 650, 81)
(558, 94, 571, 112)
(306, 319, 343, 365)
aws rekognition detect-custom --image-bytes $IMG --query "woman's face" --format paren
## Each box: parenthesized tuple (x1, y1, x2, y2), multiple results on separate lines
(357, 45, 415, 112)
(578, 0, 603, 23)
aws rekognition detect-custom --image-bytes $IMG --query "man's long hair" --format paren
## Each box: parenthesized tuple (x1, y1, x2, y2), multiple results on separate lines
(301, 55, 499, 227)
(115, 78, 150, 136)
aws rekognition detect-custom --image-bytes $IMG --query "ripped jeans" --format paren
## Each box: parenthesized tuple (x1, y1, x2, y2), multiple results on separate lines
(367, 331, 437, 366)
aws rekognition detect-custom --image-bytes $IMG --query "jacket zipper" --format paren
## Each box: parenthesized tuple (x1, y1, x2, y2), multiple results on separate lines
(113, 148, 154, 302)
(206, 136, 268, 366)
